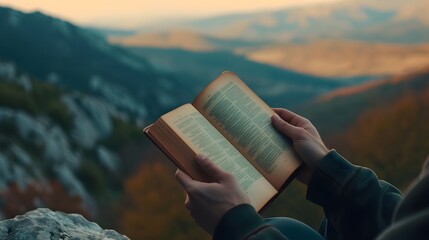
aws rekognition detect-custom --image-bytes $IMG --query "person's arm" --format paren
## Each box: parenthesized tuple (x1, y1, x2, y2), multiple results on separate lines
(377, 155, 429, 240)
(306, 150, 402, 240)
(175, 155, 289, 240)
(174, 107, 330, 240)
(271, 108, 403, 240)
(214, 204, 289, 240)
(175, 107, 403, 240)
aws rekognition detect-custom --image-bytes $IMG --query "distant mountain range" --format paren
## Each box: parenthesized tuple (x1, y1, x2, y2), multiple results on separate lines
(237, 40, 429, 77)
(109, 30, 265, 52)
(107, 0, 429, 79)
(0, 6, 353, 116)
(131, 0, 429, 44)
(111, 35, 429, 78)
(128, 47, 351, 108)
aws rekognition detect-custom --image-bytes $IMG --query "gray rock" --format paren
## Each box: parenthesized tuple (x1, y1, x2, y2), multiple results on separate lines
(62, 95, 100, 149)
(96, 146, 119, 172)
(10, 144, 32, 166)
(53, 165, 92, 210)
(15, 110, 43, 140)
(89, 76, 145, 120)
(80, 97, 114, 138)
(0, 152, 12, 191)
(0, 62, 16, 80)
(12, 110, 80, 168)
(12, 165, 28, 191)
(0, 63, 32, 91)
(44, 126, 80, 168)
(0, 208, 130, 240)
(16, 75, 32, 92)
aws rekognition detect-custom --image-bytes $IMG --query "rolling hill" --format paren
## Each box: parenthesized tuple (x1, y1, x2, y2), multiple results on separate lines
(312, 67, 429, 190)
(127, 47, 348, 109)
(179, 0, 429, 43)
(237, 40, 429, 77)
(111, 35, 429, 80)
(108, 30, 264, 51)
(107, 0, 429, 80)
(302, 67, 429, 139)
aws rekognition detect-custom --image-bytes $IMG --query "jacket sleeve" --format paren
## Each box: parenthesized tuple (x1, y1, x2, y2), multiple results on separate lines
(307, 150, 403, 240)
(213, 204, 289, 240)
(376, 169, 429, 240)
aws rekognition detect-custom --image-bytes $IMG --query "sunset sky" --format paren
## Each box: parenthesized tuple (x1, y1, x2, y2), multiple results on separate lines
(0, 0, 344, 28)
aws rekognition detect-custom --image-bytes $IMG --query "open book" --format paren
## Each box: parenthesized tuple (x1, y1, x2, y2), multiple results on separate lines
(144, 72, 302, 212)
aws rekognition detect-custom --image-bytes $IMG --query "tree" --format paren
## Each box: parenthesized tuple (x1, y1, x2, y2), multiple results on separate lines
(0, 181, 89, 219)
(333, 89, 429, 190)
(121, 162, 209, 240)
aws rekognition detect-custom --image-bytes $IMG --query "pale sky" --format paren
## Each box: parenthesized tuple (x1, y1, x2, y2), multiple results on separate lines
(0, 0, 344, 29)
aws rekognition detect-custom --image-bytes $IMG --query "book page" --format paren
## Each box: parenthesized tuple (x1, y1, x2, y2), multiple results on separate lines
(193, 72, 301, 190)
(161, 104, 277, 211)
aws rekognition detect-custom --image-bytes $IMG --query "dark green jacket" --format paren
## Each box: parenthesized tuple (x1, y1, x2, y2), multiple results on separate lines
(213, 150, 429, 240)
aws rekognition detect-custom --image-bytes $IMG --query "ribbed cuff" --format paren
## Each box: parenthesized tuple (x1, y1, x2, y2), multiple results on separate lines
(214, 204, 267, 240)
(306, 150, 359, 207)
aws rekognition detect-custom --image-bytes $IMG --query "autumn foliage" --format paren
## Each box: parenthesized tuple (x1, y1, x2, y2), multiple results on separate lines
(332, 89, 429, 190)
(120, 162, 209, 240)
(0, 181, 89, 219)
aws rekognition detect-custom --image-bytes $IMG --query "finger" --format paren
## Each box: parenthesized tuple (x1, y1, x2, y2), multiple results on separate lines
(273, 108, 307, 126)
(271, 114, 301, 139)
(175, 169, 195, 191)
(195, 154, 231, 182)
(184, 193, 190, 209)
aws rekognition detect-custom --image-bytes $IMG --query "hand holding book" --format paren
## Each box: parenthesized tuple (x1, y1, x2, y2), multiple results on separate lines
(271, 108, 330, 185)
(174, 107, 330, 235)
(144, 72, 303, 212)
(175, 154, 250, 235)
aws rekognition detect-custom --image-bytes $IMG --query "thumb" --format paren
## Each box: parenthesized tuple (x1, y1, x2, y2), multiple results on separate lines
(271, 114, 300, 140)
(175, 169, 194, 191)
(195, 154, 231, 182)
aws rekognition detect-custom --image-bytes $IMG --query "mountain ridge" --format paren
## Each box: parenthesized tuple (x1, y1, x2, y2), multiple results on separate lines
(301, 66, 429, 138)
(0, 6, 181, 121)
(237, 40, 429, 77)
(136, 0, 429, 43)
(128, 47, 346, 109)
(318, 66, 429, 102)
(108, 30, 265, 51)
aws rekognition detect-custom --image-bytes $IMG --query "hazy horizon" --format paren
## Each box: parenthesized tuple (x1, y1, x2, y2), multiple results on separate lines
(0, 0, 345, 29)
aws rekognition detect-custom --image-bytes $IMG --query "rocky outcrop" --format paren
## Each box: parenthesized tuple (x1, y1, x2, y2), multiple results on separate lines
(0, 62, 140, 218)
(0, 208, 130, 240)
